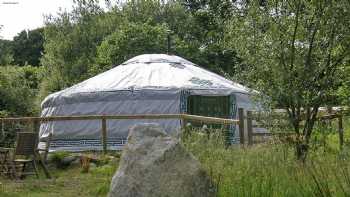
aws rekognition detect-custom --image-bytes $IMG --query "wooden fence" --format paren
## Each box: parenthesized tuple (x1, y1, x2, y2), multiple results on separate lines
(0, 113, 240, 154)
(0, 107, 347, 152)
(243, 108, 347, 149)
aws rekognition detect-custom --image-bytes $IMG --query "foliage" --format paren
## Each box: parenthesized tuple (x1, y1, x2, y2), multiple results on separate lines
(0, 28, 44, 67)
(12, 28, 44, 66)
(94, 23, 169, 72)
(0, 39, 14, 65)
(179, 0, 241, 75)
(39, 0, 121, 98)
(0, 66, 43, 116)
(227, 0, 350, 159)
(337, 65, 350, 105)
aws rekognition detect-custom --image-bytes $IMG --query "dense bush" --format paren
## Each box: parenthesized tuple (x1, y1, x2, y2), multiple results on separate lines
(0, 66, 43, 116)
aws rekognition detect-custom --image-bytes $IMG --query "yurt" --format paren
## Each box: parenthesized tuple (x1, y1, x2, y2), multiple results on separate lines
(40, 54, 257, 151)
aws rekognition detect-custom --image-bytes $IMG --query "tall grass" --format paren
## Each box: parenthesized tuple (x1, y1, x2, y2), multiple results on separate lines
(0, 155, 118, 197)
(182, 128, 350, 197)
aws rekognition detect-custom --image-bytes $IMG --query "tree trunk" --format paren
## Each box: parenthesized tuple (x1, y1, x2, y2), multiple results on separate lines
(288, 105, 319, 162)
(295, 108, 318, 162)
(295, 142, 309, 162)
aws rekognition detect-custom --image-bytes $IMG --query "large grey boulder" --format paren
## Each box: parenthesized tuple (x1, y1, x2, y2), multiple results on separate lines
(108, 123, 216, 197)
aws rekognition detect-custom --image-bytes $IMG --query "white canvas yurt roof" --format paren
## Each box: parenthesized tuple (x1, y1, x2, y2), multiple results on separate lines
(43, 54, 250, 107)
(40, 54, 255, 151)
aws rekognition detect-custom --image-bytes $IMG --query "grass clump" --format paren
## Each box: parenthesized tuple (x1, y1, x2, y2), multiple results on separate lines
(182, 128, 350, 197)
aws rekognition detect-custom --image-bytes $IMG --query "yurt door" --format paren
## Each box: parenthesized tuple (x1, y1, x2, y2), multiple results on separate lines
(187, 95, 230, 128)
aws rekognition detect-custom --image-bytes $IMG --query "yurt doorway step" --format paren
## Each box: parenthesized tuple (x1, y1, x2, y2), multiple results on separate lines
(187, 95, 230, 130)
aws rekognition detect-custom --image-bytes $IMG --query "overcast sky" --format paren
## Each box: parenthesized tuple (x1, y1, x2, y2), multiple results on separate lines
(0, 0, 75, 40)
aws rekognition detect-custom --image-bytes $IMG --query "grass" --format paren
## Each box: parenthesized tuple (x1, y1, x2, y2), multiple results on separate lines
(182, 120, 350, 197)
(0, 157, 118, 197)
(0, 117, 349, 197)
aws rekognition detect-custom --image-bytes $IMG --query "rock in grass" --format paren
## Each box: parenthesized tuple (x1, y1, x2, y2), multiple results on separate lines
(61, 156, 78, 165)
(108, 123, 216, 197)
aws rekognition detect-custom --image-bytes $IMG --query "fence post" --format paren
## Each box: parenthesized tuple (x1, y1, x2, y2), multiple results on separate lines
(247, 111, 253, 146)
(1, 119, 4, 139)
(32, 118, 39, 133)
(338, 114, 344, 150)
(238, 108, 245, 145)
(180, 115, 186, 130)
(101, 118, 107, 154)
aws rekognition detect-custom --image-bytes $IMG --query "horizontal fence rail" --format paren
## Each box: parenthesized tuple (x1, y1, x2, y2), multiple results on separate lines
(0, 114, 239, 125)
(0, 113, 240, 154)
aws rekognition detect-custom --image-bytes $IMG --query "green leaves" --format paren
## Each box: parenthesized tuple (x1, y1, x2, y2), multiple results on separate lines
(228, 0, 349, 108)
(0, 66, 43, 116)
(0, 28, 44, 67)
(95, 23, 169, 71)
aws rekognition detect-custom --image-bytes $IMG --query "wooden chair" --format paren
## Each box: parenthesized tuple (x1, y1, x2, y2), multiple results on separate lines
(10, 132, 39, 179)
(0, 147, 12, 177)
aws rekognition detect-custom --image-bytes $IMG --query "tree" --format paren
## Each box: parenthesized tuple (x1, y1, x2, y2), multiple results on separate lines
(178, 0, 241, 75)
(40, 0, 119, 99)
(95, 23, 168, 71)
(119, 0, 241, 75)
(228, 0, 350, 160)
(0, 66, 43, 116)
(0, 39, 14, 65)
(12, 28, 44, 66)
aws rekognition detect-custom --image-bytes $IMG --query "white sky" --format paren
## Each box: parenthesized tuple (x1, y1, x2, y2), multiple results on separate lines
(0, 0, 76, 40)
